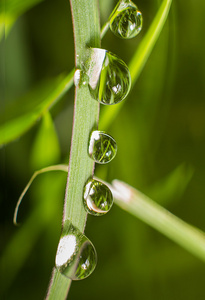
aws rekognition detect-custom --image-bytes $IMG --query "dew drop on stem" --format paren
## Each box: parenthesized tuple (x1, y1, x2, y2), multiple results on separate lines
(88, 130, 117, 164)
(83, 179, 113, 216)
(74, 69, 89, 87)
(87, 48, 131, 105)
(55, 223, 97, 280)
(109, 0, 143, 39)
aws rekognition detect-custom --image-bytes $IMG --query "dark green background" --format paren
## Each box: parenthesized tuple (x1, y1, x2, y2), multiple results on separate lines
(1, 0, 205, 299)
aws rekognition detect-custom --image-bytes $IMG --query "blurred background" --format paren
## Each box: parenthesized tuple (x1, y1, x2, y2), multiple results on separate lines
(1, 0, 205, 299)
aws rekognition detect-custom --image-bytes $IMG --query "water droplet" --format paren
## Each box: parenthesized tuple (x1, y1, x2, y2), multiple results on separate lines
(87, 48, 131, 105)
(74, 69, 89, 87)
(55, 223, 97, 280)
(83, 179, 113, 216)
(89, 130, 117, 164)
(109, 0, 143, 39)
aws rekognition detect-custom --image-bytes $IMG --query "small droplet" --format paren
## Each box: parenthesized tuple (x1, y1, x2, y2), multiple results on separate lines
(74, 69, 89, 87)
(83, 179, 113, 216)
(89, 130, 117, 164)
(87, 48, 131, 105)
(55, 223, 97, 280)
(109, 0, 143, 39)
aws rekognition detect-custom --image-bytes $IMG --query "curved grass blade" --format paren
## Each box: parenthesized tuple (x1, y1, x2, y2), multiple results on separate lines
(0, 168, 67, 296)
(13, 164, 68, 225)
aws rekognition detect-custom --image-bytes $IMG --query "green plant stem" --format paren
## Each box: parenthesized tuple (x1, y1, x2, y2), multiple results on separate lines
(101, 21, 109, 39)
(110, 180, 205, 262)
(63, 0, 100, 229)
(45, 0, 101, 299)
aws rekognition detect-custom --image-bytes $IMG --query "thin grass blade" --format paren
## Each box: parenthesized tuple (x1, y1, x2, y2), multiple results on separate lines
(110, 179, 205, 262)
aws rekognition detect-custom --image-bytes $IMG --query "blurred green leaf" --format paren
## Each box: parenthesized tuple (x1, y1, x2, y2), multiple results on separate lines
(0, 0, 44, 40)
(147, 164, 194, 206)
(0, 71, 74, 146)
(0, 171, 67, 295)
(0, 203, 46, 294)
(30, 111, 61, 170)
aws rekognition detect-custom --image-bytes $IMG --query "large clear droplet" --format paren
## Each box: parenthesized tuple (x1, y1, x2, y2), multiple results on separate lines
(109, 0, 143, 39)
(83, 179, 113, 216)
(87, 48, 131, 105)
(89, 130, 117, 164)
(55, 223, 97, 280)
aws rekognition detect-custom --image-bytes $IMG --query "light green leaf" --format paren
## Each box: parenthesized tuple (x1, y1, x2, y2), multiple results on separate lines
(0, 0, 44, 40)
(147, 164, 194, 205)
(30, 111, 61, 170)
(0, 71, 74, 145)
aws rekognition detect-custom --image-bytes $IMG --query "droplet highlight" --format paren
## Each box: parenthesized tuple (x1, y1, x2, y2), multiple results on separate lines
(87, 48, 131, 105)
(74, 69, 89, 87)
(89, 130, 117, 164)
(109, 0, 143, 39)
(83, 179, 113, 216)
(55, 223, 97, 280)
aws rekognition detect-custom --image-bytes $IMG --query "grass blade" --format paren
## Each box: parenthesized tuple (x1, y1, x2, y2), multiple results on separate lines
(0, 0, 44, 39)
(110, 179, 205, 262)
(13, 164, 68, 225)
(0, 72, 74, 145)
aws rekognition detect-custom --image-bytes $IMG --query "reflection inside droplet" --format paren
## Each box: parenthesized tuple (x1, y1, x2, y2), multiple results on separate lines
(83, 178, 113, 216)
(109, 0, 143, 39)
(87, 48, 131, 105)
(88, 130, 117, 164)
